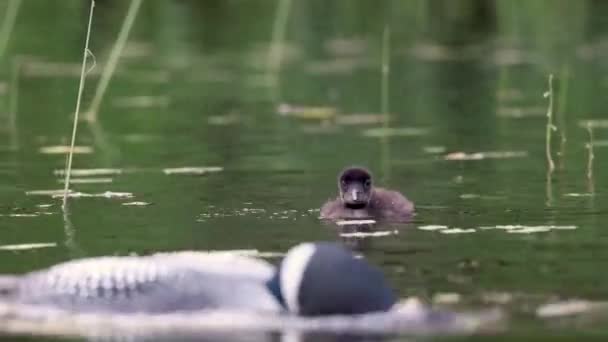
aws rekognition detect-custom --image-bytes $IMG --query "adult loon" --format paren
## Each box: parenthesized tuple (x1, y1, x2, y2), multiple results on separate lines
(320, 167, 414, 222)
(0, 242, 395, 316)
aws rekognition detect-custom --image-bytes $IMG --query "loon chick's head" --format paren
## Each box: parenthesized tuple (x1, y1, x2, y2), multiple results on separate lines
(267, 242, 396, 316)
(338, 167, 373, 209)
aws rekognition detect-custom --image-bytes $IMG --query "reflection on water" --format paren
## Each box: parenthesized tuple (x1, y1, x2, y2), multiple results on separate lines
(0, 0, 608, 340)
(0, 299, 501, 341)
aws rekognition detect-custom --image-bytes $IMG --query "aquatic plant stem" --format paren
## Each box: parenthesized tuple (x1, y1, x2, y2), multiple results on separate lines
(0, 0, 21, 64)
(586, 123, 595, 184)
(7, 57, 20, 150)
(545, 170, 553, 206)
(381, 27, 390, 128)
(380, 26, 391, 182)
(267, 0, 292, 101)
(544, 74, 555, 174)
(557, 65, 569, 170)
(62, 0, 96, 209)
(85, 0, 143, 122)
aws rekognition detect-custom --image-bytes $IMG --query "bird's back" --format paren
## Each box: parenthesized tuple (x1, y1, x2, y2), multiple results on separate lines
(3, 252, 280, 314)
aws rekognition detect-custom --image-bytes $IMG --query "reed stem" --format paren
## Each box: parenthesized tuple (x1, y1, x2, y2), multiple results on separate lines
(85, 0, 143, 122)
(381, 27, 390, 127)
(557, 65, 569, 169)
(267, 0, 291, 101)
(380, 26, 391, 182)
(544, 74, 555, 174)
(62, 0, 96, 209)
(586, 123, 594, 182)
(0, 0, 21, 64)
(8, 58, 20, 150)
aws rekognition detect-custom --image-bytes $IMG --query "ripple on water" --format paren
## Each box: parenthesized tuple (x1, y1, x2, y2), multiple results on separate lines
(162, 167, 223, 175)
(417, 225, 448, 231)
(111, 95, 170, 109)
(440, 228, 477, 234)
(122, 201, 151, 207)
(418, 224, 577, 235)
(537, 300, 608, 318)
(496, 106, 545, 118)
(362, 127, 430, 138)
(0, 242, 57, 251)
(579, 119, 608, 129)
(39, 146, 93, 154)
(585, 140, 608, 147)
(433, 292, 462, 305)
(335, 219, 377, 226)
(276, 103, 337, 120)
(335, 113, 386, 126)
(423, 146, 447, 154)
(444, 151, 528, 161)
(50, 191, 135, 199)
(58, 178, 113, 184)
(479, 225, 577, 234)
(0, 298, 502, 339)
(53, 168, 124, 176)
(339, 230, 398, 238)
(1, 213, 40, 218)
(460, 194, 507, 200)
(198, 207, 317, 222)
(26, 190, 135, 200)
(563, 193, 594, 198)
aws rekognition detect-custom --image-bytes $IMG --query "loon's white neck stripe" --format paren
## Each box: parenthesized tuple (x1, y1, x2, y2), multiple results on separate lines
(280, 243, 316, 314)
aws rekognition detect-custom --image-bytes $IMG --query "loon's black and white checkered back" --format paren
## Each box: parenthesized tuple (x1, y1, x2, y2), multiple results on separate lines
(12, 252, 279, 313)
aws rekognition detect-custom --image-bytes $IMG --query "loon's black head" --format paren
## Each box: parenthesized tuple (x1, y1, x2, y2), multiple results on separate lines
(267, 242, 396, 316)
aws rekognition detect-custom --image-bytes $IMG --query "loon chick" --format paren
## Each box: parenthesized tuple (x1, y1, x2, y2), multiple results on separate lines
(0, 243, 395, 316)
(320, 167, 414, 222)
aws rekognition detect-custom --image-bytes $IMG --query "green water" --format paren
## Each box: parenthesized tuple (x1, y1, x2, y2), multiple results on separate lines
(1, 0, 608, 340)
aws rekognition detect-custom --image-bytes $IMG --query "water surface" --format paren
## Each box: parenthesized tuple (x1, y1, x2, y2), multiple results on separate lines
(1, 0, 608, 340)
